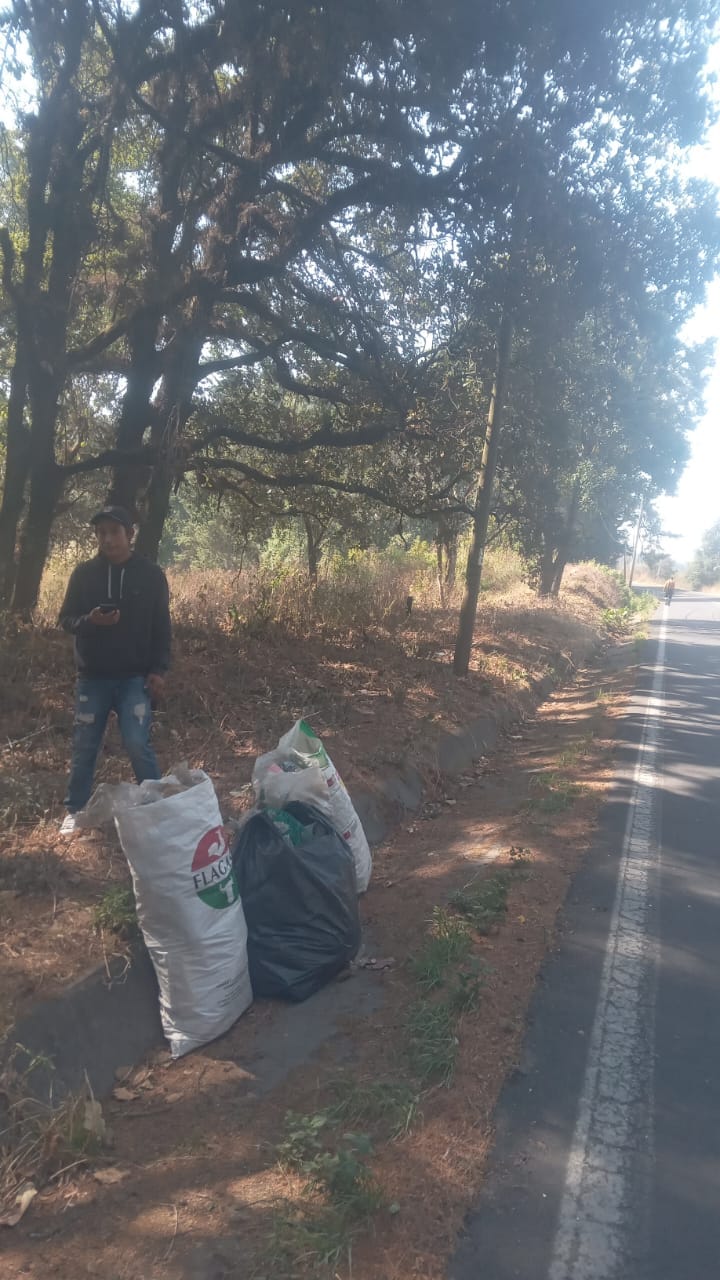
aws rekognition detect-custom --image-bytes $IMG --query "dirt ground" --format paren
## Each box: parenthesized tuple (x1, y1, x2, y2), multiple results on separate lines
(0, 602, 640, 1279)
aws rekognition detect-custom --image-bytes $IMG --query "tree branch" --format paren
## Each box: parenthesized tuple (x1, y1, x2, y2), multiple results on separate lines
(189, 457, 474, 518)
(195, 417, 402, 456)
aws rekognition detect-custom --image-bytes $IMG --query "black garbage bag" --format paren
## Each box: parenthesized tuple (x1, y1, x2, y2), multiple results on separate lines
(231, 802, 361, 1002)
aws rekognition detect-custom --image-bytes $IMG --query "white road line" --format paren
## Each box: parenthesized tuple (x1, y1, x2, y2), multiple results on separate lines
(548, 616, 667, 1280)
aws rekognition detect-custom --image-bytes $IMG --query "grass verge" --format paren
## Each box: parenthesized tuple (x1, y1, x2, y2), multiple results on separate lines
(0, 1048, 107, 1215)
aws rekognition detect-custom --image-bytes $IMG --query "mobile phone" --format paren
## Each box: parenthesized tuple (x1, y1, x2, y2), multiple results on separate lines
(98, 604, 118, 614)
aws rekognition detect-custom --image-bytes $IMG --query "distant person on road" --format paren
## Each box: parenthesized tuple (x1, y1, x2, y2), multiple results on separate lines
(58, 506, 171, 835)
(664, 576, 675, 604)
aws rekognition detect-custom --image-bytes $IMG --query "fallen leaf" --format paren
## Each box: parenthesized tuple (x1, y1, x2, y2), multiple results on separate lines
(112, 1087, 140, 1103)
(83, 1100, 106, 1143)
(93, 1167, 129, 1186)
(355, 956, 395, 972)
(164, 1092, 183, 1105)
(0, 1184, 37, 1227)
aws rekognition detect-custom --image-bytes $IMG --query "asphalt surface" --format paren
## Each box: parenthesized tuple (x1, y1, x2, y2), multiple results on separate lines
(450, 591, 720, 1280)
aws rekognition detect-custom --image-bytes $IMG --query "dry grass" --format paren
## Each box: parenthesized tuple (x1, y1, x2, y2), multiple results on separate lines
(35, 544, 534, 636)
(0, 1050, 104, 1213)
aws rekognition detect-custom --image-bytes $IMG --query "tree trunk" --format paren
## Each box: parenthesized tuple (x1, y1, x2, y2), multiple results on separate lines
(134, 456, 174, 561)
(445, 536, 458, 591)
(108, 314, 162, 514)
(436, 537, 447, 606)
(10, 300, 70, 610)
(0, 338, 31, 605)
(303, 516, 323, 586)
(135, 313, 208, 558)
(538, 540, 557, 597)
(11, 462, 64, 613)
(627, 494, 645, 589)
(453, 306, 514, 675)
(550, 479, 581, 597)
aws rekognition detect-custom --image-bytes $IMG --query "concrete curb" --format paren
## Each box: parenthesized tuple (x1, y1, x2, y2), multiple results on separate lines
(1, 656, 578, 1101)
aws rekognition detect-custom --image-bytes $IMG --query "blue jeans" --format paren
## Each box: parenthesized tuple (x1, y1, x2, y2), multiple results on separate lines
(65, 676, 161, 812)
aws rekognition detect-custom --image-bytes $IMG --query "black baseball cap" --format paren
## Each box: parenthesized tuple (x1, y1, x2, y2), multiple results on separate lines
(90, 505, 135, 530)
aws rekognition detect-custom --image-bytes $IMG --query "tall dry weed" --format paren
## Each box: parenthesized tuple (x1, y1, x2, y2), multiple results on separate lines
(33, 545, 621, 640)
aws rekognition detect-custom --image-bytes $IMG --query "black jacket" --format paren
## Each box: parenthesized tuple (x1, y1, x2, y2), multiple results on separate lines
(59, 554, 171, 678)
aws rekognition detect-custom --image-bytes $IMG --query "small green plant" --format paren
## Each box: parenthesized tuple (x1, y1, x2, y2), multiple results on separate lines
(271, 1110, 384, 1275)
(530, 771, 584, 813)
(278, 1114, 383, 1216)
(92, 887, 137, 936)
(328, 1078, 420, 1141)
(277, 1110, 331, 1171)
(405, 998, 458, 1085)
(264, 1203, 357, 1276)
(308, 1135, 384, 1216)
(408, 906, 472, 990)
(556, 734, 595, 768)
(449, 873, 510, 934)
(448, 960, 489, 1014)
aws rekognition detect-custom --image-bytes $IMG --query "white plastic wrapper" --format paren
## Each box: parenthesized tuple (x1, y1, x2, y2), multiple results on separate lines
(97, 768, 252, 1057)
(252, 720, 372, 893)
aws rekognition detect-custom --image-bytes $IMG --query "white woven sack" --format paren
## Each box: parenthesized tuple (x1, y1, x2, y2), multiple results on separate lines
(260, 720, 372, 893)
(114, 770, 252, 1057)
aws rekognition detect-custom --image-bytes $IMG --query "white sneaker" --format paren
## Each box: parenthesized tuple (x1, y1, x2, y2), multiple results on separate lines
(60, 812, 79, 837)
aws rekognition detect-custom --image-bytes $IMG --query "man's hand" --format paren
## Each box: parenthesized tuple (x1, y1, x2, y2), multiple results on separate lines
(88, 607, 120, 627)
(146, 672, 165, 701)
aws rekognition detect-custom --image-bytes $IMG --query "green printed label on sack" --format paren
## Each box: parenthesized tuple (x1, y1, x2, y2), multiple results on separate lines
(191, 826, 239, 909)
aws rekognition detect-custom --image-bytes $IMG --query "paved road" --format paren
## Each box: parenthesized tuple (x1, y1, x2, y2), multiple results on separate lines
(450, 592, 720, 1280)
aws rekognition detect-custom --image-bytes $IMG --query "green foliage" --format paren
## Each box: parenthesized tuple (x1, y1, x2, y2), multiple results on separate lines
(449, 873, 511, 934)
(327, 1079, 420, 1142)
(405, 998, 459, 1086)
(530, 773, 584, 813)
(448, 960, 489, 1015)
(265, 1203, 360, 1275)
(601, 582, 657, 632)
(271, 1108, 384, 1275)
(407, 907, 473, 990)
(92, 887, 137, 937)
(2, 0, 718, 619)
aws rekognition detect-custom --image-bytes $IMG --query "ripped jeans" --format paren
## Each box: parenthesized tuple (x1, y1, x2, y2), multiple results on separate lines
(65, 676, 161, 812)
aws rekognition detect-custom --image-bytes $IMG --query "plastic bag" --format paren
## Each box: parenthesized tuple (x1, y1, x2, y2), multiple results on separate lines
(252, 720, 372, 892)
(231, 802, 361, 1002)
(112, 769, 253, 1057)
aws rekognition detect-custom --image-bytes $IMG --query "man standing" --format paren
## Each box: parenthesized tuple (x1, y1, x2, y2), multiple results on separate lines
(58, 506, 171, 834)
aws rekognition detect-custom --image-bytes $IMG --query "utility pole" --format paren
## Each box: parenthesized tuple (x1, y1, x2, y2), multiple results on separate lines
(628, 494, 645, 589)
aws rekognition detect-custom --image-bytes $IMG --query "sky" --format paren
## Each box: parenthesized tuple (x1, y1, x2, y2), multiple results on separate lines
(655, 283, 720, 565)
(654, 46, 720, 566)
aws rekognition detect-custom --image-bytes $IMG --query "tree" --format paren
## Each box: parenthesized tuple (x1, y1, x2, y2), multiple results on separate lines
(689, 522, 720, 589)
(447, 0, 719, 668)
